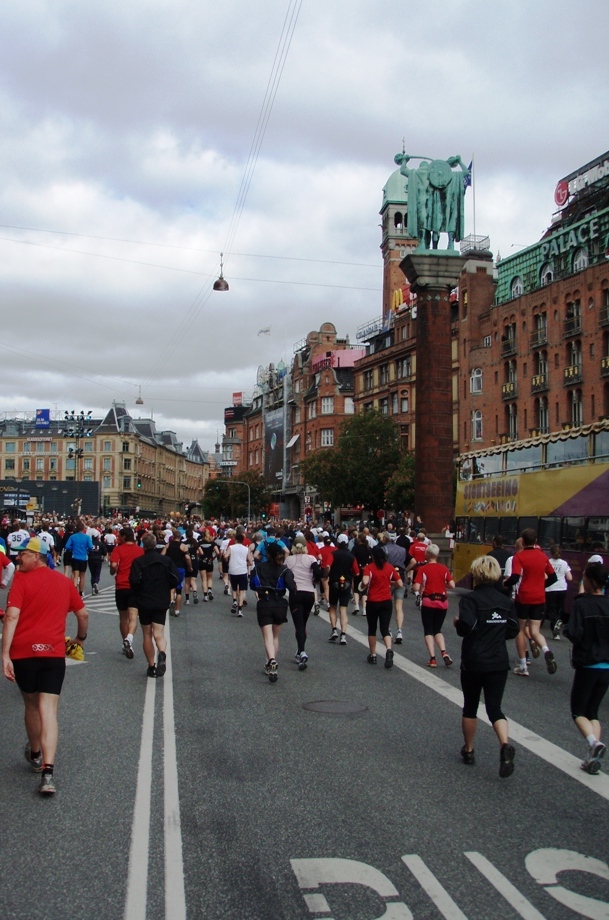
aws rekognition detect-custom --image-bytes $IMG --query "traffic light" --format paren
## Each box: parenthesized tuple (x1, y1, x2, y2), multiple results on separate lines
(137, 479, 142, 489)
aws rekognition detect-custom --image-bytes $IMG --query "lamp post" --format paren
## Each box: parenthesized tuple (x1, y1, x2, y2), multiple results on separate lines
(214, 479, 251, 523)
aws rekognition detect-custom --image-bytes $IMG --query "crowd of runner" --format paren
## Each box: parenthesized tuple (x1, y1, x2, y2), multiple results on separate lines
(1, 512, 608, 793)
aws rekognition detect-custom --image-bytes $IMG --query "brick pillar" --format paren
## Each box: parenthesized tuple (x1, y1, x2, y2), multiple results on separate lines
(400, 254, 467, 533)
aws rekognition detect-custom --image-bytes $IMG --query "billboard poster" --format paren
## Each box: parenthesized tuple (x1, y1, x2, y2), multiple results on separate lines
(35, 409, 50, 428)
(264, 407, 284, 483)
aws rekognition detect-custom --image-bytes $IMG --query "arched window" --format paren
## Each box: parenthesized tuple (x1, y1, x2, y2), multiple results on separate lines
(470, 367, 482, 393)
(506, 404, 517, 440)
(573, 248, 589, 272)
(511, 276, 524, 298)
(540, 262, 553, 286)
(570, 389, 583, 427)
(538, 396, 549, 433)
(394, 211, 403, 230)
(471, 410, 482, 441)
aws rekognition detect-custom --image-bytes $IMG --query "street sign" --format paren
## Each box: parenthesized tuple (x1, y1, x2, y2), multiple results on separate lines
(376, 509, 385, 519)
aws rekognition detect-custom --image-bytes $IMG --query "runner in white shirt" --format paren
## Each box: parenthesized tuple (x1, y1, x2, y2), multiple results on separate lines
(7, 523, 30, 563)
(225, 532, 250, 615)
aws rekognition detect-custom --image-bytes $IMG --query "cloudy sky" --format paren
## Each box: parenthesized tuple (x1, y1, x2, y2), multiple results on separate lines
(1, 0, 607, 451)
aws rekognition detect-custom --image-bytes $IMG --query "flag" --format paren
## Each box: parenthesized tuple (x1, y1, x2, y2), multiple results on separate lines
(463, 160, 473, 192)
(257, 327, 271, 336)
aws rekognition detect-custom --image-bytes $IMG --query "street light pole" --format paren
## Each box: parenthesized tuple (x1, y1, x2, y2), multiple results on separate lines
(63, 410, 93, 482)
(214, 480, 251, 523)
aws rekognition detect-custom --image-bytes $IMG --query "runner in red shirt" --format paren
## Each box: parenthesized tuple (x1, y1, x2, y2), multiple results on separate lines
(413, 543, 455, 668)
(318, 535, 336, 609)
(505, 527, 558, 676)
(110, 527, 144, 660)
(362, 544, 402, 668)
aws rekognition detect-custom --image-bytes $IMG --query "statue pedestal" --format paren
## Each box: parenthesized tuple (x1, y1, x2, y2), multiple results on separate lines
(400, 253, 467, 534)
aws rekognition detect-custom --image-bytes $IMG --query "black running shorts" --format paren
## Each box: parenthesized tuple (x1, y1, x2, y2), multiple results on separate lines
(13, 657, 66, 695)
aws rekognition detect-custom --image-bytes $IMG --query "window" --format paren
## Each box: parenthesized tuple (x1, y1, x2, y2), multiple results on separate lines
(511, 276, 524, 298)
(471, 410, 482, 440)
(321, 397, 334, 414)
(123, 458, 132, 470)
(363, 402, 373, 413)
(123, 476, 132, 490)
(470, 368, 482, 393)
(22, 458, 30, 470)
(103, 475, 111, 489)
(122, 441, 130, 453)
(23, 442, 31, 453)
(84, 458, 93, 470)
(5, 442, 15, 453)
(83, 475, 93, 482)
(570, 389, 584, 427)
(540, 262, 553, 285)
(573, 248, 589, 272)
(392, 392, 398, 414)
(37, 442, 45, 453)
(379, 397, 389, 415)
(320, 429, 334, 447)
(507, 404, 517, 440)
(84, 441, 93, 452)
(4, 459, 14, 470)
(294, 407, 301, 424)
(401, 395, 409, 413)
(103, 458, 112, 471)
(483, 335, 491, 347)
(104, 441, 112, 451)
(36, 458, 44, 471)
(49, 458, 57, 471)
(50, 442, 57, 453)
(396, 357, 412, 379)
(307, 402, 317, 420)
(379, 364, 389, 386)
(344, 397, 355, 415)
(363, 370, 374, 391)
(538, 397, 549, 433)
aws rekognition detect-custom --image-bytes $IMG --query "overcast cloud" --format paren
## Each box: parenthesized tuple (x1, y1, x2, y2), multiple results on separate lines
(0, 0, 607, 450)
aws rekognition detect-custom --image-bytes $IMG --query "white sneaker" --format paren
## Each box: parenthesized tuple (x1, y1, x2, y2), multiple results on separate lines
(513, 665, 529, 676)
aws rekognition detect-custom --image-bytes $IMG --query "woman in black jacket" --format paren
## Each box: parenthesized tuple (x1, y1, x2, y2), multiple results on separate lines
(454, 554, 520, 777)
(250, 542, 296, 682)
(564, 562, 609, 774)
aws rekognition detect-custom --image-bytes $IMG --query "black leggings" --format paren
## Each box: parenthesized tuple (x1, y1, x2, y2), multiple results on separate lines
(421, 605, 447, 636)
(461, 669, 508, 724)
(545, 591, 567, 627)
(290, 590, 314, 653)
(366, 600, 392, 638)
(570, 668, 609, 721)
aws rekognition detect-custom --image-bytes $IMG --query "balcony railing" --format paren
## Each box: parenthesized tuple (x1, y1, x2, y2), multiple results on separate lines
(563, 364, 583, 385)
(502, 381, 517, 400)
(530, 328, 548, 348)
(531, 373, 548, 393)
(501, 338, 517, 357)
(563, 315, 582, 338)
(601, 356, 609, 377)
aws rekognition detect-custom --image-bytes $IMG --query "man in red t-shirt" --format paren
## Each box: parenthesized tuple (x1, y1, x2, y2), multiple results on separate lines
(1, 536, 88, 795)
(318, 535, 337, 609)
(505, 528, 558, 676)
(111, 527, 144, 660)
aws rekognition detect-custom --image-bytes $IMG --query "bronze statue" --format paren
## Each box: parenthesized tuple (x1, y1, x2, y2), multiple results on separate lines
(394, 153, 470, 252)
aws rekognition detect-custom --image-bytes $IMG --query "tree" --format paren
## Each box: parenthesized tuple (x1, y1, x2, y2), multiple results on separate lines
(201, 471, 272, 520)
(301, 410, 401, 515)
(385, 453, 415, 513)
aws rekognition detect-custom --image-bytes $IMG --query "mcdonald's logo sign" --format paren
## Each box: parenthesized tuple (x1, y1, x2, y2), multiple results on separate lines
(391, 286, 410, 312)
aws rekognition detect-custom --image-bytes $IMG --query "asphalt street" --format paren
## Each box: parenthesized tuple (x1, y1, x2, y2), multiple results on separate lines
(0, 563, 608, 920)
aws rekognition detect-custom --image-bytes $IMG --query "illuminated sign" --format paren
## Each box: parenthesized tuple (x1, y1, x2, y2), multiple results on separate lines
(540, 217, 599, 259)
(555, 151, 609, 207)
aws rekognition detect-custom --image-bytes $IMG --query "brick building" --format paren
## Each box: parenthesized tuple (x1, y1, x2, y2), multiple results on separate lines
(458, 149, 609, 452)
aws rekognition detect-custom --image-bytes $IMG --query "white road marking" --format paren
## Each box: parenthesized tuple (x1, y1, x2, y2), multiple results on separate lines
(401, 854, 469, 919)
(163, 618, 187, 920)
(319, 611, 609, 801)
(465, 852, 547, 919)
(123, 669, 156, 920)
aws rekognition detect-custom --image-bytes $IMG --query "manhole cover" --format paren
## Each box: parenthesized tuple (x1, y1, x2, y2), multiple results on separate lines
(302, 700, 368, 715)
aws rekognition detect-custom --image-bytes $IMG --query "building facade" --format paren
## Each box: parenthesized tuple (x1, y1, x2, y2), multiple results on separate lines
(0, 403, 211, 517)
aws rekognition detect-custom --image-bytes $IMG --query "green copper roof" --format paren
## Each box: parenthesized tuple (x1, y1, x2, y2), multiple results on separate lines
(381, 168, 408, 209)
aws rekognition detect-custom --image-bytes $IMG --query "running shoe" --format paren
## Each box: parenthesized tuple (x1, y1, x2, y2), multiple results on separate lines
(544, 649, 557, 674)
(583, 741, 606, 774)
(24, 742, 43, 773)
(123, 638, 134, 660)
(529, 638, 540, 659)
(208, 591, 213, 601)
(415, 594, 421, 608)
(352, 607, 359, 616)
(314, 603, 320, 616)
(185, 598, 190, 605)
(193, 591, 199, 605)
(39, 773, 56, 795)
(525, 652, 531, 665)
(460, 745, 475, 766)
(427, 657, 437, 668)
(231, 601, 238, 612)
(93, 584, 99, 595)
(442, 653, 453, 667)
(552, 619, 562, 640)
(329, 628, 339, 641)
(203, 594, 208, 602)
(298, 652, 308, 671)
(223, 584, 230, 595)
(499, 743, 515, 778)
(367, 654, 377, 665)
(395, 629, 403, 644)
(156, 651, 167, 678)
(339, 632, 347, 645)
(513, 664, 529, 676)
(384, 649, 394, 669)
(146, 665, 157, 678)
(264, 659, 278, 682)
(169, 601, 176, 617)
(237, 609, 243, 617)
